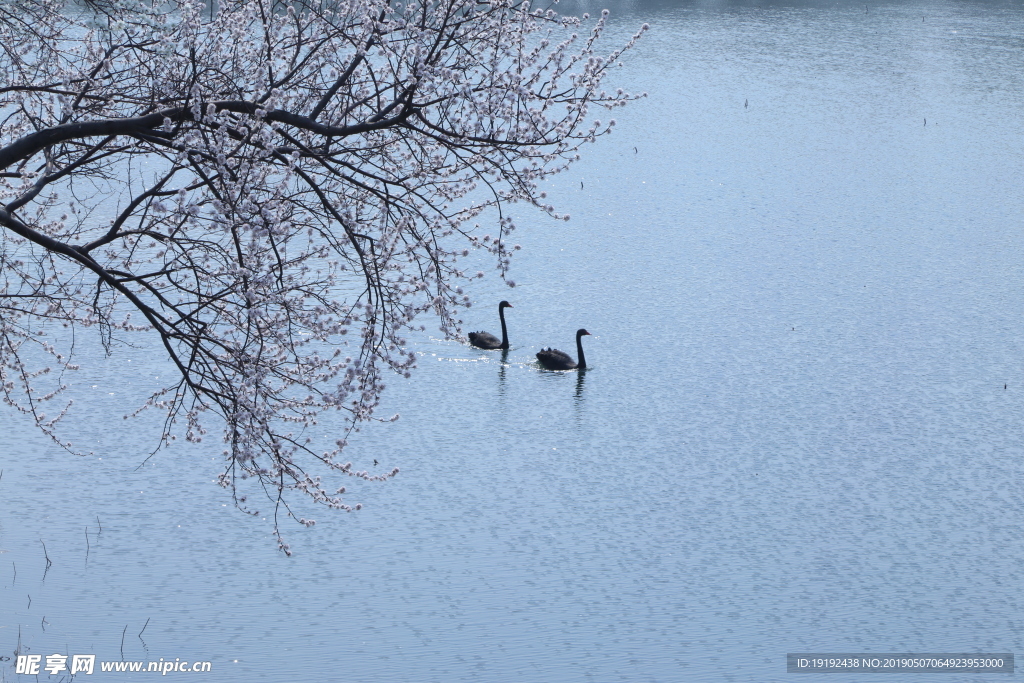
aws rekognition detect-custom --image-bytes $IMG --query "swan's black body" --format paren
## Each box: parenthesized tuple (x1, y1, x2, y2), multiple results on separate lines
(469, 301, 512, 350)
(537, 329, 591, 370)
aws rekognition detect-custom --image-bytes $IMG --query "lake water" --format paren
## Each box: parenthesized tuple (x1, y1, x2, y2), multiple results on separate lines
(3, 1, 1024, 681)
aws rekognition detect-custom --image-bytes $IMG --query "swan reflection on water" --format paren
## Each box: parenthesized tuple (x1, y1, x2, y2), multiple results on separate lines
(574, 367, 587, 401)
(497, 348, 509, 397)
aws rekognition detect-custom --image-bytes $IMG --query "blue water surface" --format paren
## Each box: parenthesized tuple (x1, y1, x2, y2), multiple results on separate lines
(3, 1, 1024, 681)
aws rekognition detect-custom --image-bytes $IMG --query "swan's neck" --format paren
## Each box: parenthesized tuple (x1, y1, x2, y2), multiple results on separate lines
(575, 332, 587, 369)
(498, 306, 509, 349)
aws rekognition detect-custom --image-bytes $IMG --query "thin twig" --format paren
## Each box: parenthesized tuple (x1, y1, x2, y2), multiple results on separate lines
(139, 617, 151, 649)
(41, 539, 52, 569)
(120, 624, 128, 660)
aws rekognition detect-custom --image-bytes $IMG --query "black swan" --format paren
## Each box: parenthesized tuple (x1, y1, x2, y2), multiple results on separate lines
(537, 329, 591, 370)
(468, 301, 513, 350)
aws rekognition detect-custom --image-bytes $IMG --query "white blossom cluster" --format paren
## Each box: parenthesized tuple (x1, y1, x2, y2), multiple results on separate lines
(0, 0, 645, 551)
